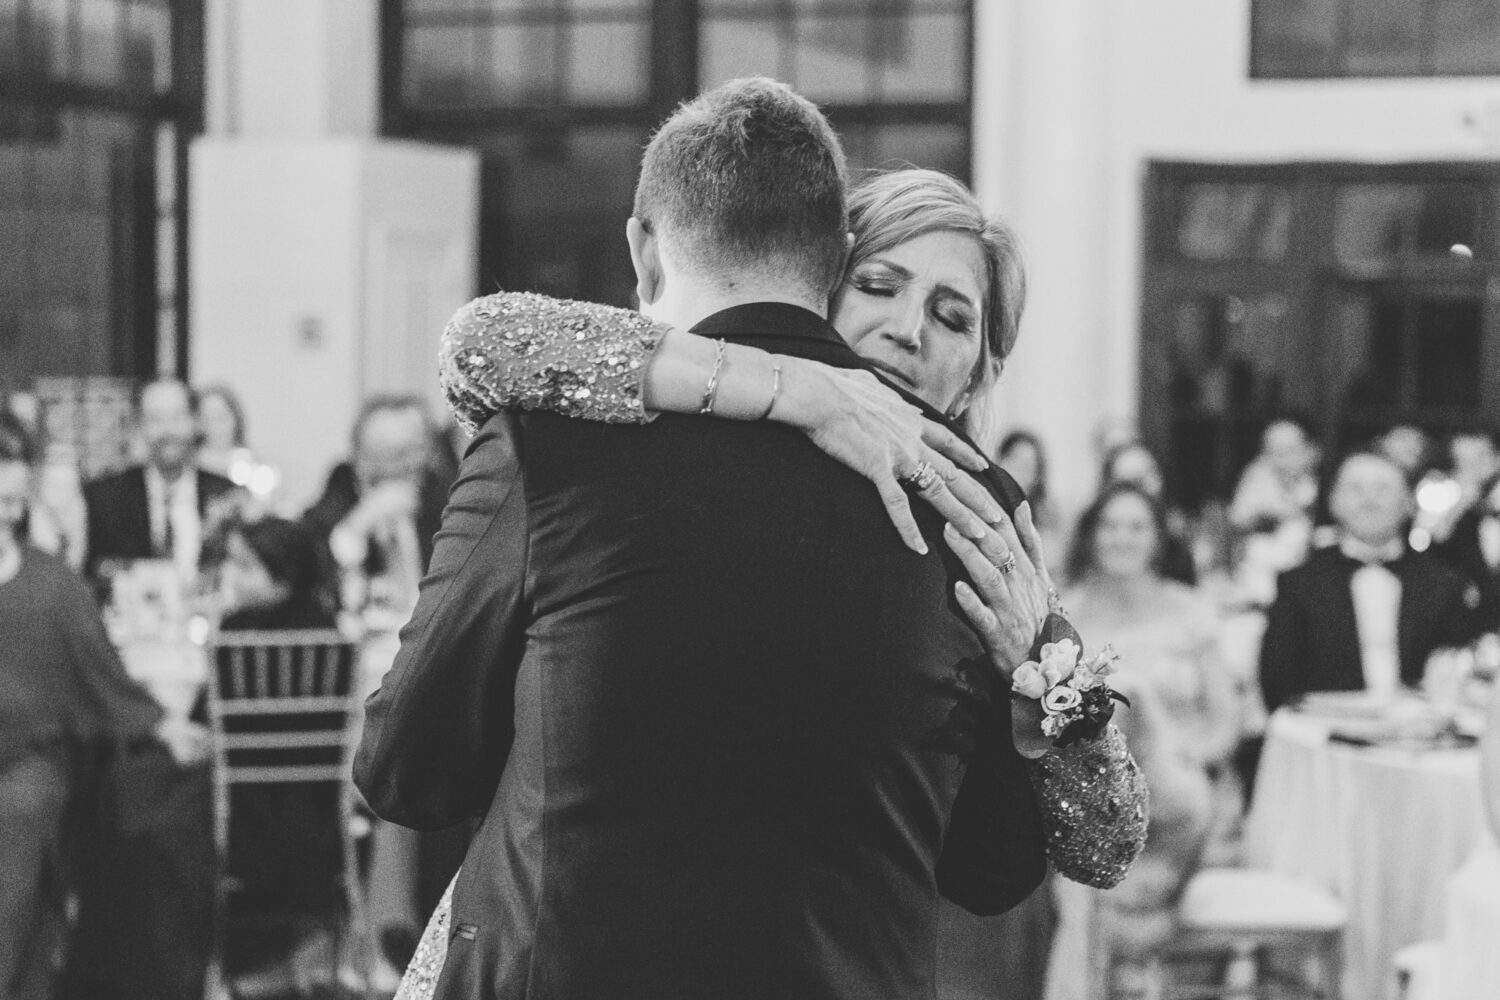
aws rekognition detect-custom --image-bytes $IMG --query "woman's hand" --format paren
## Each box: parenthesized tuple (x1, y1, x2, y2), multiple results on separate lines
(945, 501, 1055, 679)
(776, 359, 1002, 554)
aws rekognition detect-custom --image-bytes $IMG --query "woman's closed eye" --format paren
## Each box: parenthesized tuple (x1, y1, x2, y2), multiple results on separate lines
(934, 304, 976, 335)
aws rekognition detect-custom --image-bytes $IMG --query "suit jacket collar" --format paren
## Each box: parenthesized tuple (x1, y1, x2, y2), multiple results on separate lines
(688, 301, 1026, 512)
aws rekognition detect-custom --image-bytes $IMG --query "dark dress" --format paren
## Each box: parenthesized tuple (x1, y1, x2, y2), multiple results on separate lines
(1433, 507, 1500, 633)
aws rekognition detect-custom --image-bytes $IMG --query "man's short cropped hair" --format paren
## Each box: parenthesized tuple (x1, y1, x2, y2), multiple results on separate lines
(632, 77, 849, 299)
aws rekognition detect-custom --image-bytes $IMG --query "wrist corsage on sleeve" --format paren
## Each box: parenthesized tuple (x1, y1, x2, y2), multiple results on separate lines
(1010, 615, 1127, 748)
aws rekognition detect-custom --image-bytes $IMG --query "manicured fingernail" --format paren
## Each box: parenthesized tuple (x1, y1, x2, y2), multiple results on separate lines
(956, 581, 975, 601)
(967, 517, 987, 539)
(982, 498, 1004, 521)
(943, 522, 960, 540)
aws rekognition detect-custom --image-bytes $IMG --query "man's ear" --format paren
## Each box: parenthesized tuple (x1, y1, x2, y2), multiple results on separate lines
(627, 218, 663, 308)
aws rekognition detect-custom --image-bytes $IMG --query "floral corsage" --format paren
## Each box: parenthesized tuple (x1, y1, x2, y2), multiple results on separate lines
(1011, 615, 1128, 748)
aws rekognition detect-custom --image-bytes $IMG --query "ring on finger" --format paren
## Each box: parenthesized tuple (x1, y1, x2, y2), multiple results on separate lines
(898, 461, 941, 492)
(999, 551, 1018, 574)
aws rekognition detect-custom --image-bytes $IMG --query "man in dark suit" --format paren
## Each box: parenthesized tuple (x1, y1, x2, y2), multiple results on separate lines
(82, 378, 237, 581)
(356, 79, 1057, 999)
(64, 378, 225, 1000)
(1260, 449, 1478, 713)
(303, 394, 450, 615)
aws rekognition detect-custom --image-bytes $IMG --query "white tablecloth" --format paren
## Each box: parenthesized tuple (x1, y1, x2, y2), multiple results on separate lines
(1245, 709, 1486, 1000)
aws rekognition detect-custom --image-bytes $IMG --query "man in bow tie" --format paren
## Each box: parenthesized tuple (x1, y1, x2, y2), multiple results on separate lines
(1259, 449, 1479, 713)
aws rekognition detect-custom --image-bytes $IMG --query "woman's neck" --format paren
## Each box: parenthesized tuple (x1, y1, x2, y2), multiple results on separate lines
(1079, 571, 1159, 613)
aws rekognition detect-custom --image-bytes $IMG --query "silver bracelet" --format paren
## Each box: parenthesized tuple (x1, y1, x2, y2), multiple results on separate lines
(699, 340, 727, 415)
(755, 365, 783, 421)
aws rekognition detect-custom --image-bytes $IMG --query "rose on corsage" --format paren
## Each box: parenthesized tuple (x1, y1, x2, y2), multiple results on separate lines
(1011, 613, 1128, 749)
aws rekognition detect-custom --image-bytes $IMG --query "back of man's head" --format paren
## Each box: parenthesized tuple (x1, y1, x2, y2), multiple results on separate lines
(633, 77, 848, 300)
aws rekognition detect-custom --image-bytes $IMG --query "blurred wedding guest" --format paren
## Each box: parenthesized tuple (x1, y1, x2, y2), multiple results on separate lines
(1049, 485, 1235, 998)
(1377, 423, 1434, 484)
(303, 395, 448, 618)
(216, 516, 330, 631)
(1099, 440, 1198, 585)
(195, 383, 249, 479)
(1063, 483, 1240, 785)
(0, 414, 206, 1000)
(1259, 450, 1477, 714)
(1418, 430, 1500, 550)
(1228, 417, 1319, 606)
(1433, 472, 1500, 633)
(1450, 429, 1499, 506)
(998, 430, 1061, 544)
(2, 392, 88, 572)
(208, 516, 349, 999)
(82, 378, 237, 584)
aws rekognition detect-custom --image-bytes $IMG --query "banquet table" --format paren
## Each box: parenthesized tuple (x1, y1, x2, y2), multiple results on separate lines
(1244, 706, 1486, 1000)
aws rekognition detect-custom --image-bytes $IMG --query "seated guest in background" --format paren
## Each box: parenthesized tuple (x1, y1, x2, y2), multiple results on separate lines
(3, 392, 89, 572)
(1434, 471, 1500, 634)
(195, 383, 251, 482)
(1259, 450, 1477, 713)
(1049, 484, 1236, 998)
(998, 429, 1062, 555)
(0, 413, 202, 1000)
(208, 516, 348, 999)
(1376, 423, 1434, 485)
(1228, 417, 1319, 606)
(216, 516, 330, 631)
(303, 395, 448, 618)
(82, 378, 238, 584)
(1099, 440, 1198, 585)
(0, 413, 207, 1000)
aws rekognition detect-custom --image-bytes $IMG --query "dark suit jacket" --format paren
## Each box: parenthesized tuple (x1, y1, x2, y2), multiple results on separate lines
(1433, 508, 1500, 632)
(1259, 545, 1477, 712)
(355, 303, 1047, 1000)
(82, 466, 236, 579)
(302, 462, 450, 576)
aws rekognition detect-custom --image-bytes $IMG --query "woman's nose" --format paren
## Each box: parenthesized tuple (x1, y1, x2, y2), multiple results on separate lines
(886, 302, 923, 351)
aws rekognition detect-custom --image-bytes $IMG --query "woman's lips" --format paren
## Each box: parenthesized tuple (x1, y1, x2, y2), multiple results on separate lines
(865, 359, 918, 390)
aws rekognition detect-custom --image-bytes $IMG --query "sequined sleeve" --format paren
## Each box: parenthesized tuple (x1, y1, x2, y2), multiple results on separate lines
(1028, 724, 1149, 889)
(439, 291, 670, 435)
(395, 876, 454, 1000)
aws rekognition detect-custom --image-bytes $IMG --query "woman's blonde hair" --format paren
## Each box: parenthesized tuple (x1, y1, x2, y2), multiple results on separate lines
(839, 168, 1026, 451)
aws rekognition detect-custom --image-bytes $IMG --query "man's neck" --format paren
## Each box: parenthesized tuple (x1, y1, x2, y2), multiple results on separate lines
(642, 279, 827, 332)
(149, 462, 190, 486)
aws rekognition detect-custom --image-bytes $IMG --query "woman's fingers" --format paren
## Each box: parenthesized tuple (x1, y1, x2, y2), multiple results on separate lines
(943, 522, 1012, 606)
(875, 469, 928, 555)
(1014, 501, 1055, 592)
(920, 419, 988, 473)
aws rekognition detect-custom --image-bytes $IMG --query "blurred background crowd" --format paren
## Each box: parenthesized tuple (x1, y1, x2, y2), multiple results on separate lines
(6, 1, 1500, 999)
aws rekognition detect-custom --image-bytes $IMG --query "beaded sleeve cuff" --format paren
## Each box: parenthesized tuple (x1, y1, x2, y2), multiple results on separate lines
(1027, 724, 1149, 889)
(439, 292, 668, 434)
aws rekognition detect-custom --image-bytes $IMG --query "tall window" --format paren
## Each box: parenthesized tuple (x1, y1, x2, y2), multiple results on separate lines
(1252, 0, 1500, 77)
(1141, 162, 1500, 509)
(384, 0, 973, 306)
(0, 0, 203, 388)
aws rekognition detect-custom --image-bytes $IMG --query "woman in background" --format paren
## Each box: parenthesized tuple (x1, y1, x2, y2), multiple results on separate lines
(1100, 440, 1198, 585)
(1047, 482, 1239, 999)
(998, 430, 1062, 555)
(196, 384, 250, 482)
(215, 516, 331, 631)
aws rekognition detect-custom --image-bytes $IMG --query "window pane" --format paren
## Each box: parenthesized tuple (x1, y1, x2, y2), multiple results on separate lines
(566, 20, 647, 105)
(403, 26, 478, 106)
(1413, 297, 1483, 407)
(876, 13, 965, 101)
(29, 0, 73, 81)
(794, 15, 875, 102)
(1333, 183, 1482, 261)
(124, 0, 173, 94)
(0, 2, 20, 78)
(475, 24, 559, 104)
(1343, 0, 1423, 75)
(699, 17, 784, 89)
(1174, 183, 1292, 261)
(1432, 0, 1500, 74)
(1252, 0, 1339, 76)
(1169, 293, 1294, 415)
(76, 0, 124, 87)
(840, 123, 966, 178)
